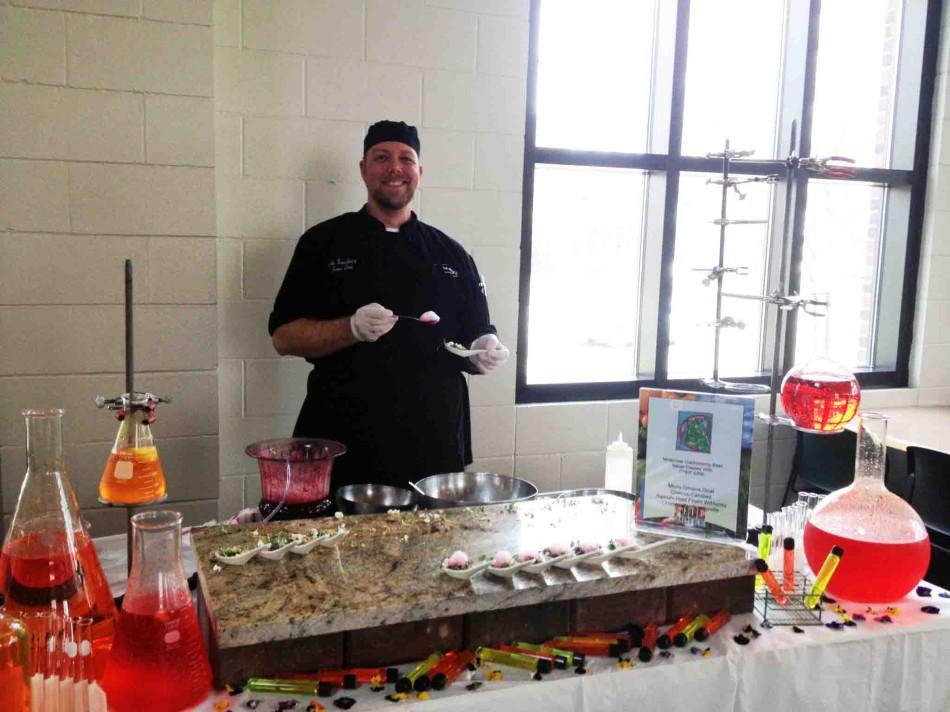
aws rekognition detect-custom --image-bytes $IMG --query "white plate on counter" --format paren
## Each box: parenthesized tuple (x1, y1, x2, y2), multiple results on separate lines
(441, 560, 490, 580)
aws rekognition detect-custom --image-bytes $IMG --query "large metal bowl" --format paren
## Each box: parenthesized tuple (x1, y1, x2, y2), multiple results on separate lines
(410, 472, 537, 509)
(335, 484, 417, 515)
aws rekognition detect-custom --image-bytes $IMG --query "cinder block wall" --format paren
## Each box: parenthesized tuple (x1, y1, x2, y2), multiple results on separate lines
(0, 0, 218, 533)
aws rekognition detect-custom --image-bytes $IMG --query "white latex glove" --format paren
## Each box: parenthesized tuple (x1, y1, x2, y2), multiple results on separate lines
(469, 333, 509, 373)
(350, 303, 397, 342)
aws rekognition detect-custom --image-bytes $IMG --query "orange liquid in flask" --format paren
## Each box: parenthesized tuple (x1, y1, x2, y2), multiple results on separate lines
(98, 447, 167, 504)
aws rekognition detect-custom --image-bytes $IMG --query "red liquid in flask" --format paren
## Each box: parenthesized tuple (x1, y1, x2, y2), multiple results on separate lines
(102, 591, 211, 711)
(780, 371, 860, 432)
(0, 532, 116, 676)
(803, 521, 930, 603)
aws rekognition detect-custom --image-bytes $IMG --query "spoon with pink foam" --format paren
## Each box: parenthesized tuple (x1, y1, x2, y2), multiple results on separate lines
(397, 310, 440, 324)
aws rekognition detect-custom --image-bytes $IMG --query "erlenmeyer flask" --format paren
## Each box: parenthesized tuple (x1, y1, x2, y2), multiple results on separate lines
(97, 392, 168, 504)
(803, 413, 930, 602)
(0, 597, 30, 712)
(780, 296, 860, 432)
(0, 410, 117, 677)
(101, 511, 211, 711)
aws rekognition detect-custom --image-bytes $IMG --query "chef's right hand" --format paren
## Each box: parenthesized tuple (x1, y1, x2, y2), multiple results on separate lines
(350, 303, 397, 342)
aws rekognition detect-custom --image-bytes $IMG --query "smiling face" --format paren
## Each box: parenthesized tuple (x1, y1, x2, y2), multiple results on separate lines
(360, 141, 422, 219)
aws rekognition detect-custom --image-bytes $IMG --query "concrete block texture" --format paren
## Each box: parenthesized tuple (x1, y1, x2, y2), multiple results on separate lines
(70, 164, 215, 236)
(0, 370, 217, 448)
(367, 0, 476, 72)
(0, 6, 66, 84)
(418, 189, 522, 249)
(146, 95, 215, 166)
(144, 0, 213, 25)
(214, 46, 304, 117)
(0, 160, 70, 232)
(216, 175, 303, 239)
(213, 0, 240, 47)
(244, 116, 363, 181)
(423, 70, 526, 134)
(12, 1, 139, 16)
(515, 403, 609, 455)
(470, 405, 515, 458)
(243, 239, 296, 300)
(0, 234, 150, 305)
(244, 357, 310, 417)
(243, 0, 362, 57)
(67, 14, 212, 96)
(0, 84, 144, 163)
(306, 57, 423, 124)
(146, 237, 217, 305)
(476, 14, 529, 78)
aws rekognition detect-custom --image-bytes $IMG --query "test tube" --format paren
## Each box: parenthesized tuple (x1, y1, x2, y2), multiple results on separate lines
(674, 614, 710, 647)
(415, 651, 459, 690)
(499, 644, 567, 670)
(637, 623, 659, 662)
(553, 635, 630, 654)
(430, 651, 475, 691)
(247, 677, 320, 695)
(756, 525, 773, 589)
(74, 617, 93, 684)
(782, 537, 796, 592)
(805, 545, 844, 609)
(753, 559, 788, 605)
(395, 652, 443, 693)
(476, 646, 551, 674)
(512, 641, 585, 668)
(694, 609, 730, 642)
(656, 615, 691, 650)
(547, 637, 624, 658)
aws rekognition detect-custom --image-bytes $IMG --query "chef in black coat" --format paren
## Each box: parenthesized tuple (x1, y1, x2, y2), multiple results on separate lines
(269, 120, 509, 490)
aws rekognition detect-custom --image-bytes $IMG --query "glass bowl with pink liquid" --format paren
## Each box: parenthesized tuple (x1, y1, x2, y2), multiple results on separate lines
(245, 438, 347, 508)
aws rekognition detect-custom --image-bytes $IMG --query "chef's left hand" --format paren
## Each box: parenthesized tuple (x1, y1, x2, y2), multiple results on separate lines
(469, 333, 509, 373)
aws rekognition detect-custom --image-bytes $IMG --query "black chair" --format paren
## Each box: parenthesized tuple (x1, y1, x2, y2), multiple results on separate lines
(782, 430, 857, 506)
(906, 446, 950, 589)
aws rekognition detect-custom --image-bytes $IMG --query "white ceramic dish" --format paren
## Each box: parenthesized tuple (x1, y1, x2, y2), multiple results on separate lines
(554, 548, 603, 569)
(588, 542, 639, 564)
(441, 560, 490, 580)
(487, 560, 531, 578)
(521, 552, 570, 574)
(616, 538, 676, 560)
(315, 529, 348, 547)
(213, 545, 262, 566)
(290, 534, 323, 555)
(258, 540, 299, 561)
(444, 341, 488, 358)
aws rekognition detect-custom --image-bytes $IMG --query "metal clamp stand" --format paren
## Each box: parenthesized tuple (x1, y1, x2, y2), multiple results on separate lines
(95, 260, 171, 574)
(697, 124, 857, 526)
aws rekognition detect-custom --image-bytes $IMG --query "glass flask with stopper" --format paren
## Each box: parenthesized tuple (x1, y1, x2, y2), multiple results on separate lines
(780, 296, 860, 432)
(96, 392, 169, 505)
(803, 412, 930, 602)
(101, 510, 211, 711)
(0, 410, 117, 678)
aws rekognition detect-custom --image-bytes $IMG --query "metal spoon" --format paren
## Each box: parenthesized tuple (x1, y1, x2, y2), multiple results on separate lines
(396, 311, 440, 324)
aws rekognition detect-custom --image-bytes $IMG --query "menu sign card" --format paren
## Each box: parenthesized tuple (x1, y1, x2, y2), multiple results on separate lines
(636, 388, 754, 540)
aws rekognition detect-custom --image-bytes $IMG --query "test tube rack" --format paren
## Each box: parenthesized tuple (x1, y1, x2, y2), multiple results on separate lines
(753, 571, 824, 626)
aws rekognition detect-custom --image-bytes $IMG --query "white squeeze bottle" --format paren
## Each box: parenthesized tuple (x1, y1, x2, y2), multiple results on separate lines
(604, 433, 634, 493)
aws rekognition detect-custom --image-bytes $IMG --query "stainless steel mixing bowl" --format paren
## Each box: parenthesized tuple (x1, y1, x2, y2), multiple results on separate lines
(335, 484, 417, 514)
(410, 472, 538, 509)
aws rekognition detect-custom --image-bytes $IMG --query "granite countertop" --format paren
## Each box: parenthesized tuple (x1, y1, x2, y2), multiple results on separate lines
(191, 494, 754, 648)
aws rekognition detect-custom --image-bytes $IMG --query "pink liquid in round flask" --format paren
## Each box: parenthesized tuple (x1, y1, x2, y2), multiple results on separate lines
(803, 413, 930, 602)
(780, 357, 860, 433)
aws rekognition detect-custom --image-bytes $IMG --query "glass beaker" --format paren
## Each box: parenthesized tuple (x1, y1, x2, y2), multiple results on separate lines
(780, 295, 860, 432)
(101, 510, 211, 711)
(803, 413, 930, 602)
(98, 393, 168, 504)
(0, 598, 29, 712)
(245, 438, 346, 520)
(0, 410, 117, 678)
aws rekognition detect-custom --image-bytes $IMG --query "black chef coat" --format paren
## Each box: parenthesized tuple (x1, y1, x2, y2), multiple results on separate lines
(268, 207, 495, 490)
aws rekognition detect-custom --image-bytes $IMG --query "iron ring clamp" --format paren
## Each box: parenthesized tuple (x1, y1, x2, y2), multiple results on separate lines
(95, 392, 172, 422)
(719, 290, 829, 317)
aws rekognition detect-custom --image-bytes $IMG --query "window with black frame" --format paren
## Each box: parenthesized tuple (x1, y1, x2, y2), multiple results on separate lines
(517, 0, 939, 404)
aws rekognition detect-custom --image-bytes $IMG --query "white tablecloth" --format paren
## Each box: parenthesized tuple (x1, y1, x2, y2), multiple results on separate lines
(190, 587, 950, 712)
